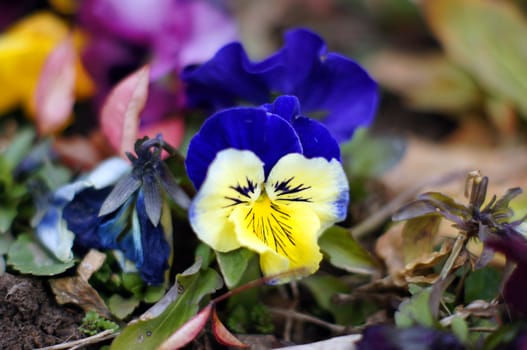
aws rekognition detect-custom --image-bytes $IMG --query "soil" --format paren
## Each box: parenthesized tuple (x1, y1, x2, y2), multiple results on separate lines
(0, 273, 85, 350)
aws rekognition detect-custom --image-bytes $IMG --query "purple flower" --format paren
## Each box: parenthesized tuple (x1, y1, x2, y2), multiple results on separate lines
(78, 0, 237, 128)
(486, 230, 527, 315)
(356, 325, 465, 350)
(182, 28, 379, 142)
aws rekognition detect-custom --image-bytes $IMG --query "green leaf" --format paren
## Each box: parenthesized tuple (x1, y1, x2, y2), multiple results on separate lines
(425, 0, 527, 117)
(2, 128, 35, 169)
(402, 216, 441, 264)
(0, 207, 17, 234)
(301, 275, 357, 325)
(340, 128, 405, 178)
(450, 316, 469, 344)
(7, 233, 75, 275)
(110, 267, 222, 350)
(464, 267, 501, 303)
(395, 287, 435, 328)
(216, 248, 255, 288)
(319, 226, 379, 275)
(0, 232, 13, 255)
(108, 294, 141, 320)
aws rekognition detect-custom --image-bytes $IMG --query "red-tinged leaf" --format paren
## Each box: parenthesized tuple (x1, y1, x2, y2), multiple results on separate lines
(35, 37, 76, 135)
(157, 303, 212, 350)
(100, 65, 150, 156)
(138, 117, 185, 158)
(212, 307, 248, 348)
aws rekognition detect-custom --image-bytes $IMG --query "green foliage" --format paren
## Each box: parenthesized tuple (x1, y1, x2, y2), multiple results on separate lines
(216, 248, 255, 288)
(450, 316, 469, 344)
(79, 311, 120, 336)
(395, 287, 435, 328)
(340, 128, 405, 179)
(302, 275, 360, 325)
(464, 267, 501, 303)
(7, 233, 75, 275)
(109, 266, 222, 350)
(319, 225, 380, 275)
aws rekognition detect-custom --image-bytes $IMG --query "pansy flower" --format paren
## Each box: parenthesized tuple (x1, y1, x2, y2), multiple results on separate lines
(182, 28, 378, 142)
(37, 136, 189, 284)
(185, 95, 349, 280)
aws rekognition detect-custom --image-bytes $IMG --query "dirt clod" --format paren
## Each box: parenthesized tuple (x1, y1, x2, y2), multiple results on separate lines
(0, 273, 85, 350)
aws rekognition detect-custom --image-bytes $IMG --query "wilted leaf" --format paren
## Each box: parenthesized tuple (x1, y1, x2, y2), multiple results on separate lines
(216, 248, 255, 288)
(402, 216, 441, 264)
(50, 276, 112, 318)
(320, 225, 379, 275)
(110, 267, 222, 350)
(424, 0, 527, 117)
(7, 233, 75, 275)
(212, 308, 248, 348)
(50, 249, 111, 318)
(35, 37, 76, 135)
(100, 65, 150, 156)
(368, 50, 480, 113)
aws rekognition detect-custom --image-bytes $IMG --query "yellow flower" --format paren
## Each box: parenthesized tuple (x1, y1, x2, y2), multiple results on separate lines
(190, 149, 349, 281)
(0, 11, 93, 117)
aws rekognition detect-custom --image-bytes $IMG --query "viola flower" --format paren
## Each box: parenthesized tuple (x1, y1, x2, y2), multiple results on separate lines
(185, 95, 349, 280)
(486, 229, 527, 315)
(0, 11, 93, 117)
(38, 136, 189, 284)
(78, 0, 238, 147)
(182, 28, 379, 142)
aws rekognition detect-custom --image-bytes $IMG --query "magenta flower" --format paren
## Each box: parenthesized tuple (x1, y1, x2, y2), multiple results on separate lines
(78, 0, 237, 147)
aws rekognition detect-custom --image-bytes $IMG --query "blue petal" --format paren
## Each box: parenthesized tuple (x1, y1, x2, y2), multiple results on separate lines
(185, 107, 302, 189)
(182, 42, 270, 109)
(63, 187, 113, 250)
(262, 95, 301, 123)
(262, 95, 340, 161)
(183, 28, 379, 142)
(97, 197, 135, 249)
(292, 116, 340, 161)
(290, 52, 379, 141)
(120, 192, 170, 285)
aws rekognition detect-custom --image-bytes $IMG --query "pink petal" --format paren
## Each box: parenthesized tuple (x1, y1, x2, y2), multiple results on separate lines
(100, 65, 149, 156)
(35, 37, 76, 136)
(157, 303, 212, 350)
(212, 307, 248, 348)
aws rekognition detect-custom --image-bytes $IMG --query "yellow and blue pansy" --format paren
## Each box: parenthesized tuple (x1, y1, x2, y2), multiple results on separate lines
(185, 95, 349, 280)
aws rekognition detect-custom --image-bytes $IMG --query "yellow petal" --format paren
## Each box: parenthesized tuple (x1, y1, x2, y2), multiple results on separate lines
(230, 189, 322, 278)
(266, 154, 349, 234)
(189, 149, 264, 252)
(0, 12, 93, 117)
